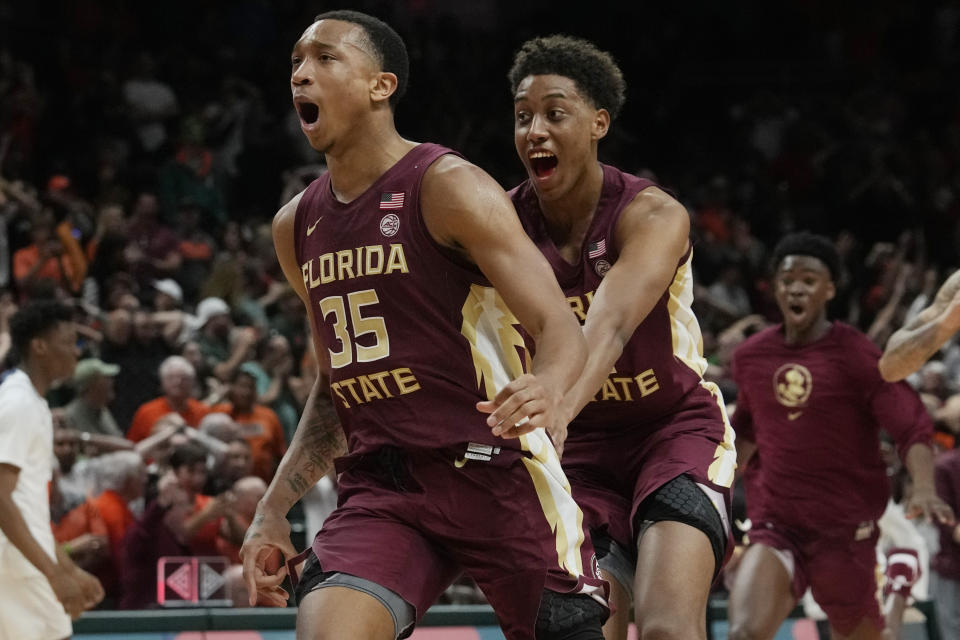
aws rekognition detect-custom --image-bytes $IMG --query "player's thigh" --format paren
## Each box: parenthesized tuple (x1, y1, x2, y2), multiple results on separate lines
(297, 584, 397, 640)
(727, 543, 798, 640)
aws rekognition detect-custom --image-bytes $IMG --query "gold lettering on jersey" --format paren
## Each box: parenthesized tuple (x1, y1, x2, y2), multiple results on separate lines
(385, 244, 409, 274)
(330, 367, 422, 409)
(336, 250, 355, 280)
(365, 245, 384, 275)
(635, 369, 660, 397)
(300, 244, 409, 289)
(358, 375, 383, 402)
(566, 291, 596, 323)
(591, 367, 660, 402)
(391, 367, 421, 394)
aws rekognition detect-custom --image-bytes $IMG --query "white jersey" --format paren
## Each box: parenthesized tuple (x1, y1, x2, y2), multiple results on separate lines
(0, 369, 57, 578)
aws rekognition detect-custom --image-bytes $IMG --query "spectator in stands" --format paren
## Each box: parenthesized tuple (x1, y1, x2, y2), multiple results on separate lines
(53, 451, 146, 607)
(99, 308, 168, 430)
(206, 438, 254, 496)
(13, 209, 81, 297)
(932, 447, 960, 639)
(244, 332, 301, 442)
(122, 52, 178, 156)
(174, 199, 216, 303)
(123, 191, 181, 289)
(64, 358, 122, 437)
(211, 364, 285, 482)
(191, 297, 258, 383)
(151, 278, 183, 313)
(51, 426, 93, 521)
(126, 355, 210, 443)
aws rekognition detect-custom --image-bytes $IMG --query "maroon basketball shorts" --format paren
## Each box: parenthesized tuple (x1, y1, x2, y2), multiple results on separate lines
(561, 384, 736, 572)
(309, 444, 608, 640)
(748, 520, 884, 635)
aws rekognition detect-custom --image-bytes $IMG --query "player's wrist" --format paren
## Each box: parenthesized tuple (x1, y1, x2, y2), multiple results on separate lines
(953, 523, 960, 544)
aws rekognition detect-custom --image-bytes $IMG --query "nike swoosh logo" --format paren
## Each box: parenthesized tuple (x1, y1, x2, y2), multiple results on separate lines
(306, 216, 323, 236)
(454, 457, 468, 468)
(788, 411, 803, 421)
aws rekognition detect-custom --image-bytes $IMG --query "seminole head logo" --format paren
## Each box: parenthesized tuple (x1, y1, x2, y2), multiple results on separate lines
(773, 363, 812, 407)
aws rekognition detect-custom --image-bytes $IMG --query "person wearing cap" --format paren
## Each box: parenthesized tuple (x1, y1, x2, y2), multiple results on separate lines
(64, 358, 122, 438)
(152, 278, 183, 311)
(192, 297, 259, 383)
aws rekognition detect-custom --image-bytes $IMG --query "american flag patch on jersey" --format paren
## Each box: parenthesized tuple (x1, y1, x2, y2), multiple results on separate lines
(587, 239, 606, 258)
(380, 192, 404, 209)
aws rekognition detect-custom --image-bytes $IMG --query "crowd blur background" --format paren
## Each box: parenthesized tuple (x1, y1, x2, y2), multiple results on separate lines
(2, 0, 960, 616)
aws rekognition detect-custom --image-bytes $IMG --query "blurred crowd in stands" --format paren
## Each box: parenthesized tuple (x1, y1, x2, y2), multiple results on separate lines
(1, 0, 960, 615)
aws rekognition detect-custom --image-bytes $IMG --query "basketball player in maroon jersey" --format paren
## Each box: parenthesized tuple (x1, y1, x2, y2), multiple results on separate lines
(505, 36, 736, 640)
(728, 232, 954, 640)
(879, 269, 960, 382)
(239, 11, 608, 640)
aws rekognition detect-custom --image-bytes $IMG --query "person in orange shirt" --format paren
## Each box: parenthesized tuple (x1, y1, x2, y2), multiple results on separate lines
(127, 355, 211, 443)
(13, 209, 85, 296)
(211, 365, 286, 482)
(53, 451, 146, 605)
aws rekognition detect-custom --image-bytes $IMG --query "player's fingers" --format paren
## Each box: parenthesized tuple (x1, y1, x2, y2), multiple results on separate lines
(936, 503, 956, 525)
(242, 547, 262, 606)
(491, 393, 543, 434)
(254, 566, 287, 589)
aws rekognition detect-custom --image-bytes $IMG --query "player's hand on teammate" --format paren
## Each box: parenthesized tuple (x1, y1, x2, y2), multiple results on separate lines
(477, 373, 561, 440)
(240, 509, 296, 607)
(905, 486, 955, 525)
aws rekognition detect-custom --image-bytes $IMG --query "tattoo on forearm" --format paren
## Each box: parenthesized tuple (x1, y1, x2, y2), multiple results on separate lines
(276, 391, 346, 506)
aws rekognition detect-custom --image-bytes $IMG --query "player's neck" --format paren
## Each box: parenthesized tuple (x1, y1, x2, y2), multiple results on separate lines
(19, 359, 52, 397)
(784, 316, 832, 346)
(538, 162, 604, 246)
(325, 124, 416, 204)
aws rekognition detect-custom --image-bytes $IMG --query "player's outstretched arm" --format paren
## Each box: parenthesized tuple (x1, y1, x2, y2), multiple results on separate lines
(560, 187, 690, 443)
(420, 156, 586, 445)
(240, 194, 347, 606)
(903, 443, 955, 525)
(879, 269, 960, 381)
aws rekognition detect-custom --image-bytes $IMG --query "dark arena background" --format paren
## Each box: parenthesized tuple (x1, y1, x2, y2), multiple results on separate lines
(1, 1, 959, 638)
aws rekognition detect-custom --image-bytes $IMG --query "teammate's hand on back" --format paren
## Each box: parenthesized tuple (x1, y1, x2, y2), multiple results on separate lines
(240, 509, 297, 607)
(905, 486, 955, 525)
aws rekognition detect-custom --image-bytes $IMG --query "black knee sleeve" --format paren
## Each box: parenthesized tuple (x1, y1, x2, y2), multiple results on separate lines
(633, 474, 728, 577)
(535, 590, 608, 640)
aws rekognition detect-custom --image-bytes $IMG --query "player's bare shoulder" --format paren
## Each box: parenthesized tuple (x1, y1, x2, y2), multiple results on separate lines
(420, 154, 513, 249)
(616, 185, 690, 255)
(273, 190, 307, 238)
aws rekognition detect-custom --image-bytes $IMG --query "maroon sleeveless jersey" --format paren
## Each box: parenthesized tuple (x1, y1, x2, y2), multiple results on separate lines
(294, 144, 531, 456)
(510, 164, 721, 435)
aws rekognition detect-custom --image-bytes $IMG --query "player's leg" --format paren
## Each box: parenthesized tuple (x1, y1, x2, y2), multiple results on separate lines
(599, 569, 630, 640)
(807, 529, 885, 640)
(880, 547, 921, 640)
(631, 475, 727, 640)
(727, 544, 799, 640)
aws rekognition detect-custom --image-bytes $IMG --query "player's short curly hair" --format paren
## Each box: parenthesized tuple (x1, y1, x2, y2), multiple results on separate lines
(770, 231, 840, 281)
(8, 300, 74, 360)
(508, 35, 626, 121)
(314, 10, 408, 108)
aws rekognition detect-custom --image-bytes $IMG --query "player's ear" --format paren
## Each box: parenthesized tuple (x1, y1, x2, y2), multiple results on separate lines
(826, 280, 836, 301)
(371, 71, 398, 105)
(592, 109, 610, 141)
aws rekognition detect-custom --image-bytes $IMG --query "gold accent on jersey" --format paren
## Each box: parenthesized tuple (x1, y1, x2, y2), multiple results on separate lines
(773, 363, 813, 407)
(459, 285, 526, 400)
(519, 430, 586, 578)
(330, 367, 421, 409)
(702, 380, 737, 489)
(667, 250, 708, 376)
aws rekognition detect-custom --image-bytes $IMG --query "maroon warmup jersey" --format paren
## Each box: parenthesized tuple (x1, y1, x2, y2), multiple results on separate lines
(730, 322, 933, 531)
(295, 143, 598, 594)
(510, 165, 736, 488)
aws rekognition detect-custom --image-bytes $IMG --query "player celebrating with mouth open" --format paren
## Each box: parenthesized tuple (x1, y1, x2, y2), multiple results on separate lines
(240, 11, 608, 640)
(727, 232, 953, 640)
(505, 35, 736, 640)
